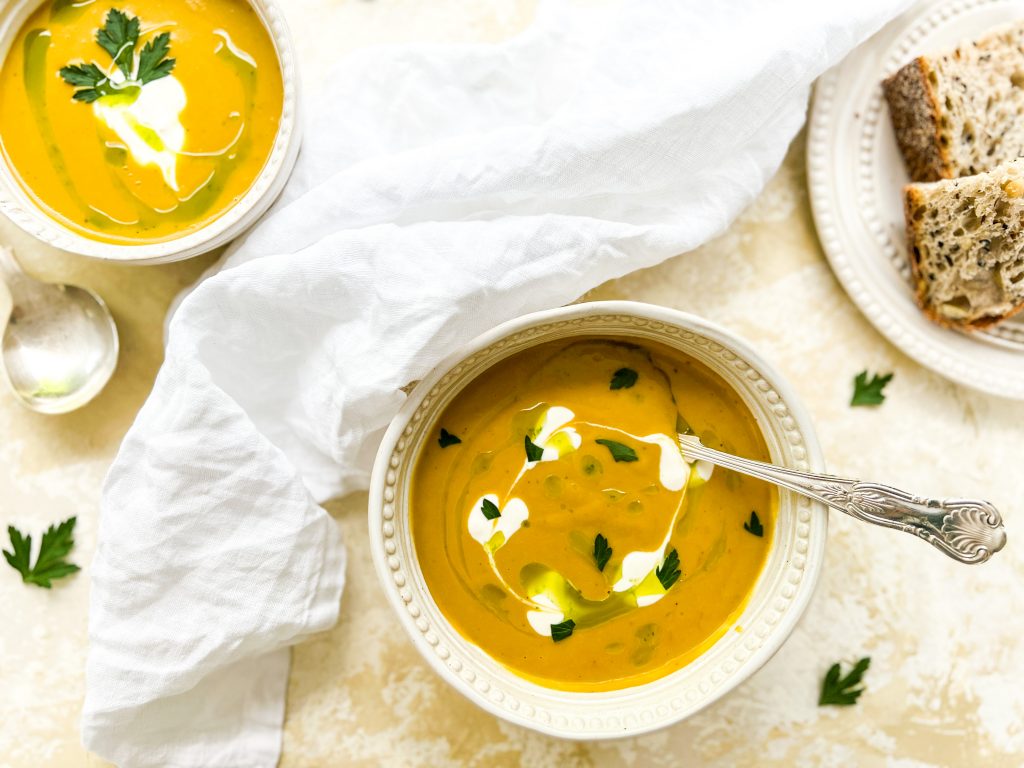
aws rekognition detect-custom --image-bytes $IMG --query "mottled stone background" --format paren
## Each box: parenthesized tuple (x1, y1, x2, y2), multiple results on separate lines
(1, 1, 1021, 766)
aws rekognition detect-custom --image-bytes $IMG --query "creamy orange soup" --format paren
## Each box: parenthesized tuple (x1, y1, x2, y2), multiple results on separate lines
(0, 0, 283, 243)
(411, 339, 775, 692)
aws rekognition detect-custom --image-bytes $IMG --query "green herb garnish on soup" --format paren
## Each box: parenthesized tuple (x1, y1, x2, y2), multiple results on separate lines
(0, 0, 284, 244)
(410, 339, 775, 691)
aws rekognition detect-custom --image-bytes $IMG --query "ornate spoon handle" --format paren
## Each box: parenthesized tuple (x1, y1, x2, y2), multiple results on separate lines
(678, 434, 1006, 564)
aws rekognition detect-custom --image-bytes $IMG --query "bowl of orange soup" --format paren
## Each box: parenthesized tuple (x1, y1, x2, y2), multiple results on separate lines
(368, 301, 828, 738)
(0, 0, 297, 262)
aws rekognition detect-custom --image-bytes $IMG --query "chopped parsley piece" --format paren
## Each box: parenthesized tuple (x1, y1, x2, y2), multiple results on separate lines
(438, 428, 461, 448)
(656, 548, 680, 590)
(550, 618, 575, 642)
(480, 498, 501, 520)
(850, 370, 893, 406)
(743, 511, 764, 537)
(3, 517, 81, 589)
(524, 435, 544, 462)
(819, 657, 871, 706)
(595, 438, 638, 463)
(593, 534, 612, 572)
(610, 367, 638, 390)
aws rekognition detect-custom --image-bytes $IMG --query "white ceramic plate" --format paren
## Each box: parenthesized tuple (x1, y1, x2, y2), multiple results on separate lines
(808, 0, 1024, 400)
(0, 0, 300, 264)
(368, 301, 828, 739)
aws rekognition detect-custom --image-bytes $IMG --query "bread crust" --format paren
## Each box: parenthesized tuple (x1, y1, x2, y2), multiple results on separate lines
(903, 180, 1024, 330)
(885, 22, 1024, 184)
(884, 58, 949, 182)
(889, 23, 1024, 330)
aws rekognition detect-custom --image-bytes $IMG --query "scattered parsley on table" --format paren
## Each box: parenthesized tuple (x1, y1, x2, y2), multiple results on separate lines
(851, 371, 893, 406)
(3, 516, 81, 589)
(819, 657, 871, 706)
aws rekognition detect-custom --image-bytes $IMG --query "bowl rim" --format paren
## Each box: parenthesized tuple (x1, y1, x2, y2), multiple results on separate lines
(0, 0, 301, 264)
(368, 300, 828, 739)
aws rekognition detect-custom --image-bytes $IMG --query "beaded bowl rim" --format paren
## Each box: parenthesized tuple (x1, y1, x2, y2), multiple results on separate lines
(0, 0, 301, 264)
(368, 301, 828, 740)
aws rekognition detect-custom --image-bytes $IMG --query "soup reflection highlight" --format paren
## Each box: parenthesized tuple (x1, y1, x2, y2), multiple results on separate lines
(411, 339, 775, 692)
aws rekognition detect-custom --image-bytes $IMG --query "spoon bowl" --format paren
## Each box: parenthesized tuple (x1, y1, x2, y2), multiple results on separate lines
(0, 247, 118, 414)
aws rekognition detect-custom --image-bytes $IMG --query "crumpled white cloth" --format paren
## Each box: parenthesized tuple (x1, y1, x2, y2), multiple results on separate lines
(82, 1, 910, 765)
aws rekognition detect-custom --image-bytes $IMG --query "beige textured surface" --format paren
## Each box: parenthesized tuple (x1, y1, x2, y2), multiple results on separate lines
(1, 2, 1022, 767)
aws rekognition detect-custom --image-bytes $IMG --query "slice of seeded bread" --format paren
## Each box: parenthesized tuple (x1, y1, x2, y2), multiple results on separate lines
(883, 21, 1024, 182)
(904, 159, 1024, 329)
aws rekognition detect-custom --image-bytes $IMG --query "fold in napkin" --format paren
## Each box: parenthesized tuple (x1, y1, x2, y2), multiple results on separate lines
(83, 1, 911, 765)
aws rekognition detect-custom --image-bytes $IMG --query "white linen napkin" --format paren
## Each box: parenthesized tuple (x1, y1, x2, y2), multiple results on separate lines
(82, 1, 910, 765)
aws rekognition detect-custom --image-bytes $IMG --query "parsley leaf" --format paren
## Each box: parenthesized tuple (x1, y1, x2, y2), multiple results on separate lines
(95, 8, 139, 79)
(610, 367, 638, 390)
(593, 534, 612, 572)
(851, 371, 893, 406)
(60, 9, 175, 101)
(550, 618, 575, 642)
(3, 527, 30, 575)
(3, 517, 81, 589)
(480, 498, 501, 520)
(656, 548, 680, 590)
(136, 31, 175, 85)
(595, 438, 638, 463)
(438, 428, 461, 448)
(743, 511, 764, 537)
(819, 657, 871, 706)
(57, 63, 110, 103)
(524, 435, 544, 462)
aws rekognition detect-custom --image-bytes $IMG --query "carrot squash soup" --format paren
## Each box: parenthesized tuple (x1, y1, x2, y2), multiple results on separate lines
(411, 339, 775, 692)
(0, 0, 283, 243)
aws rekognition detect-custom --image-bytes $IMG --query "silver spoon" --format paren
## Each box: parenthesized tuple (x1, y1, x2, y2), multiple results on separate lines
(678, 434, 1006, 564)
(0, 247, 118, 414)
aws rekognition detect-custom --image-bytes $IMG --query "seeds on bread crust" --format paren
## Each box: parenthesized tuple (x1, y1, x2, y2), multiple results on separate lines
(884, 21, 1024, 182)
(884, 57, 947, 181)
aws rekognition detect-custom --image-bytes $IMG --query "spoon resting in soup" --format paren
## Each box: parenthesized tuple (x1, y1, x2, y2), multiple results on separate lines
(411, 338, 775, 692)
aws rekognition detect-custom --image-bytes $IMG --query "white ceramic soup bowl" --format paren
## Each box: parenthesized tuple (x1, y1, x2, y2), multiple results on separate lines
(368, 301, 828, 739)
(0, 0, 300, 264)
